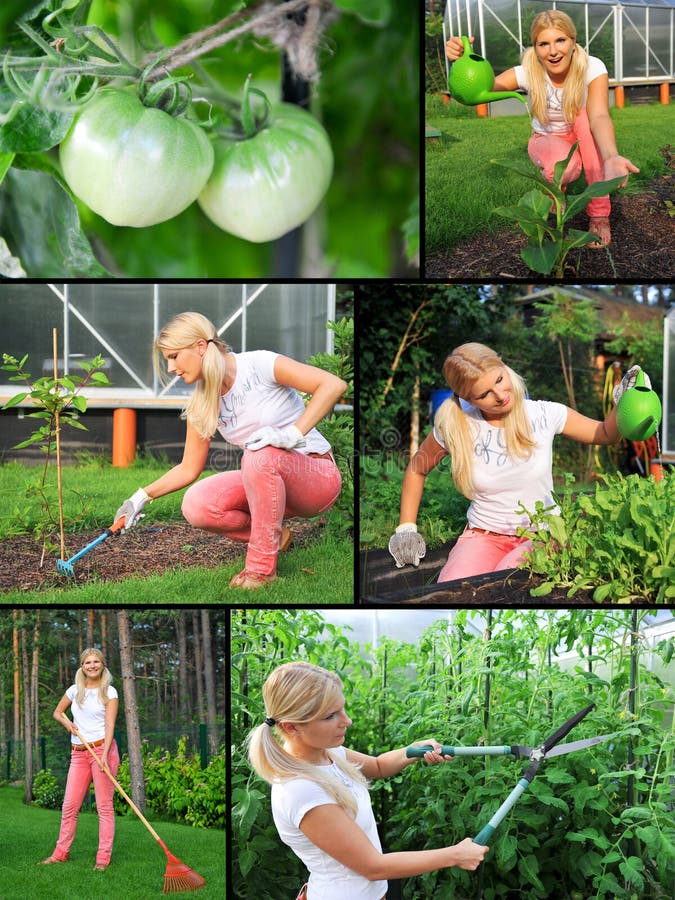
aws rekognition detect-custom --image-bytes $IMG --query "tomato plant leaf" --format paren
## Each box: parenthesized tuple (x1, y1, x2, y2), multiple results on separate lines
(0, 166, 111, 276)
(0, 102, 74, 153)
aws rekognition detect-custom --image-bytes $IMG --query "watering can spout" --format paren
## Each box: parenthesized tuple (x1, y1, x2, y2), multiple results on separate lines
(449, 36, 527, 107)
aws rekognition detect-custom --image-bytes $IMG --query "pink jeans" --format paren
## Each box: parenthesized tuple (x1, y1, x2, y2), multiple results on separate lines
(528, 107, 610, 217)
(52, 740, 120, 866)
(182, 448, 342, 576)
(437, 528, 533, 583)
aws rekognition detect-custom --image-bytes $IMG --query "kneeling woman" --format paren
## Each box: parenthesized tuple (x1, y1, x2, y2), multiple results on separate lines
(115, 311, 347, 589)
(390, 342, 625, 582)
(41, 648, 119, 870)
(247, 662, 487, 899)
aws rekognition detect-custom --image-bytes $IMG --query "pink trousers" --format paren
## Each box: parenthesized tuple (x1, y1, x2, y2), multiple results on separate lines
(182, 448, 342, 576)
(52, 741, 120, 866)
(528, 108, 610, 217)
(437, 528, 533, 583)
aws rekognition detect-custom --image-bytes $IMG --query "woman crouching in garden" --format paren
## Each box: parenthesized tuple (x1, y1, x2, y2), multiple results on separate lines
(247, 661, 488, 899)
(115, 311, 346, 589)
(40, 648, 119, 870)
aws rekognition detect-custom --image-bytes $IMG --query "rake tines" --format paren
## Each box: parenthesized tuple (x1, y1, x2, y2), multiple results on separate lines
(160, 843, 206, 894)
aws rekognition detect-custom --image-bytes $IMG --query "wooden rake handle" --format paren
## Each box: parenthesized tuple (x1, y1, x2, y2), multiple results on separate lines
(75, 731, 164, 846)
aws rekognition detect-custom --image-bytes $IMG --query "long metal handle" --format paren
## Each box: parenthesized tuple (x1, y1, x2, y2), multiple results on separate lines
(406, 744, 513, 759)
(473, 778, 531, 845)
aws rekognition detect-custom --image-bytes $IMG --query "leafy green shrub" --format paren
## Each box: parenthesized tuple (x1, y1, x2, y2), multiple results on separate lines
(32, 769, 63, 809)
(520, 472, 675, 603)
(113, 739, 224, 828)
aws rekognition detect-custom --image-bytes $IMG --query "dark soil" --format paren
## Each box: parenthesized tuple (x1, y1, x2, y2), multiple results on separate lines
(425, 177, 674, 279)
(0, 518, 323, 593)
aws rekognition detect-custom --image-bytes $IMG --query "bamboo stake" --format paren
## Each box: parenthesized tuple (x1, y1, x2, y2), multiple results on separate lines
(53, 328, 65, 562)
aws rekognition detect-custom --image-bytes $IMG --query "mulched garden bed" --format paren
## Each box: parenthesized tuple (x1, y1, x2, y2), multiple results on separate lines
(0, 518, 323, 593)
(425, 176, 674, 280)
(360, 543, 598, 606)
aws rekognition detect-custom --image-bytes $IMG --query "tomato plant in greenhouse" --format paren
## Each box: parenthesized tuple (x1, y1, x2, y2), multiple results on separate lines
(231, 609, 675, 900)
(0, 0, 418, 277)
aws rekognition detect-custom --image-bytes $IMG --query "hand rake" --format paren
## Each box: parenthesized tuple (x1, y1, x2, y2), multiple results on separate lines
(77, 732, 206, 893)
(407, 703, 611, 846)
(57, 517, 126, 577)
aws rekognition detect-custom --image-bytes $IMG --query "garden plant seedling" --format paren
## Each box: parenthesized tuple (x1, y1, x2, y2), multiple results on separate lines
(492, 143, 625, 277)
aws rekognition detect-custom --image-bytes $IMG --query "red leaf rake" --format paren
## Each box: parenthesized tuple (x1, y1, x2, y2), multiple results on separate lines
(78, 732, 206, 893)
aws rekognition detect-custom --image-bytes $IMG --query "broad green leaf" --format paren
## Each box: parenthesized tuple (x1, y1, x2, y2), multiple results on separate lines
(521, 240, 560, 275)
(0, 152, 14, 183)
(0, 103, 73, 153)
(0, 166, 111, 276)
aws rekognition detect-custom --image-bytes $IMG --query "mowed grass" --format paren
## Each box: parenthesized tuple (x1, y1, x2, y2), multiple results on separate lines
(0, 459, 353, 603)
(425, 96, 674, 254)
(0, 786, 225, 899)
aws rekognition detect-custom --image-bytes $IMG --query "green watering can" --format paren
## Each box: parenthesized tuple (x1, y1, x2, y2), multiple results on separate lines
(616, 369, 662, 442)
(449, 36, 527, 106)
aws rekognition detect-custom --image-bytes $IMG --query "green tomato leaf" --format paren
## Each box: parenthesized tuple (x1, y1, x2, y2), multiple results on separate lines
(333, 0, 392, 25)
(0, 165, 111, 276)
(0, 102, 74, 153)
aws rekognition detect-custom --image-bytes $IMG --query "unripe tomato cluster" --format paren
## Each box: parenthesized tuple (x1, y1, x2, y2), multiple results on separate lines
(59, 89, 333, 241)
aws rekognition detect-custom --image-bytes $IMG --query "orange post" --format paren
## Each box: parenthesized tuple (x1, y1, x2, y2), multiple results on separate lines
(650, 462, 664, 482)
(112, 408, 137, 467)
(659, 83, 670, 105)
(476, 103, 489, 118)
(614, 85, 625, 108)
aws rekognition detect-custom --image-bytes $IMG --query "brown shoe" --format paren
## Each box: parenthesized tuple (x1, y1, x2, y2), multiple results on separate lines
(229, 570, 276, 589)
(280, 526, 292, 552)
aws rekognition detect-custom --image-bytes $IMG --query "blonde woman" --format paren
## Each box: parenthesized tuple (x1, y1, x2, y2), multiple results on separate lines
(114, 311, 346, 589)
(247, 662, 488, 900)
(446, 10, 639, 246)
(389, 343, 624, 582)
(40, 648, 119, 871)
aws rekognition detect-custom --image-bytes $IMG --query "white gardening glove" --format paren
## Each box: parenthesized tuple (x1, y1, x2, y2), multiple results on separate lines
(613, 365, 651, 405)
(114, 487, 151, 530)
(244, 425, 307, 451)
(388, 523, 427, 568)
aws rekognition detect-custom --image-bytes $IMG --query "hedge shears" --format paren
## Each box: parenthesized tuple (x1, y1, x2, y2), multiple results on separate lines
(406, 703, 611, 846)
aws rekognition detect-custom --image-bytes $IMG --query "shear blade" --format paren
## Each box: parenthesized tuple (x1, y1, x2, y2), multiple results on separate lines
(543, 734, 611, 758)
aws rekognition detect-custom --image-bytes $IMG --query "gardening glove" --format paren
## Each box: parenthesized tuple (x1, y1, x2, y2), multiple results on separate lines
(114, 487, 151, 530)
(244, 424, 306, 451)
(388, 523, 427, 568)
(613, 365, 652, 405)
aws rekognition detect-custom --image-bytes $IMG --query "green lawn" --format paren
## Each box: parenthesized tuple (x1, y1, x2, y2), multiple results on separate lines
(0, 459, 353, 603)
(0, 786, 225, 899)
(425, 96, 674, 254)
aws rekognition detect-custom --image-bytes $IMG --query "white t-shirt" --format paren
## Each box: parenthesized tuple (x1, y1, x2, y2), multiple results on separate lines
(216, 350, 331, 455)
(515, 55, 607, 134)
(66, 684, 118, 744)
(434, 399, 569, 534)
(270, 746, 387, 900)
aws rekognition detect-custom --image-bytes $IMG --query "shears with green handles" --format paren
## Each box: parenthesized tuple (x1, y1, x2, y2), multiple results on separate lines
(406, 703, 611, 846)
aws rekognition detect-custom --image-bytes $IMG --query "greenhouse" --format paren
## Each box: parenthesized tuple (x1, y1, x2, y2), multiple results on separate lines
(231, 607, 675, 900)
(443, 0, 675, 112)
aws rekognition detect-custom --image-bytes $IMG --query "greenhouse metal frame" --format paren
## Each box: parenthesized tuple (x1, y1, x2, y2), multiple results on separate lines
(444, 0, 675, 84)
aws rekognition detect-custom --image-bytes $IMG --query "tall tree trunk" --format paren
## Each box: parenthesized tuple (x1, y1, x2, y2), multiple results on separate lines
(410, 371, 420, 456)
(13, 612, 20, 744)
(87, 609, 95, 648)
(201, 610, 218, 730)
(31, 615, 40, 749)
(176, 613, 189, 724)
(21, 627, 33, 802)
(101, 612, 108, 661)
(117, 611, 147, 812)
(192, 611, 204, 720)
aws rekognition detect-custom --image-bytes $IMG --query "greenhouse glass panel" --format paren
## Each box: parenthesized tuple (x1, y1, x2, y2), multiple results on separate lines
(0, 284, 335, 405)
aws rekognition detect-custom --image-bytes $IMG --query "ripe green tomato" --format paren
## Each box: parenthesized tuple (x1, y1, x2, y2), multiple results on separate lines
(198, 103, 333, 243)
(59, 89, 214, 227)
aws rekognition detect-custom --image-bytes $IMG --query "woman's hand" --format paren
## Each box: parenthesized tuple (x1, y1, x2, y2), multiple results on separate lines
(603, 154, 639, 186)
(446, 35, 472, 61)
(244, 424, 306, 451)
(409, 739, 453, 765)
(450, 837, 490, 870)
(114, 487, 151, 530)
